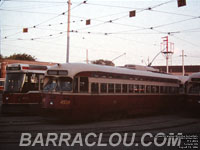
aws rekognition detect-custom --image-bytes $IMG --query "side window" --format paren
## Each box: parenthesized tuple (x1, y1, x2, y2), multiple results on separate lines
(108, 83, 114, 93)
(169, 86, 175, 94)
(140, 85, 145, 93)
(80, 77, 88, 93)
(175, 87, 179, 94)
(129, 84, 134, 93)
(100, 83, 107, 93)
(22, 73, 39, 92)
(134, 85, 139, 93)
(166, 86, 169, 93)
(155, 86, 159, 93)
(160, 86, 164, 93)
(151, 85, 156, 93)
(115, 84, 121, 93)
(122, 84, 127, 93)
(91, 83, 99, 93)
(146, 85, 151, 93)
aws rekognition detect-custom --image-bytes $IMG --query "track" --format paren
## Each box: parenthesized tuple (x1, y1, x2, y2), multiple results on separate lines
(0, 114, 199, 149)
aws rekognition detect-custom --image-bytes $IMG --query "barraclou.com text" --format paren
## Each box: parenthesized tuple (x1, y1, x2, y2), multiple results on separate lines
(19, 132, 182, 147)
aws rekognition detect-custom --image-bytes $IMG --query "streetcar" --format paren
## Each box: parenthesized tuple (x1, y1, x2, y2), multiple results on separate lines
(1, 63, 48, 114)
(42, 63, 182, 121)
(185, 72, 200, 113)
(0, 78, 5, 93)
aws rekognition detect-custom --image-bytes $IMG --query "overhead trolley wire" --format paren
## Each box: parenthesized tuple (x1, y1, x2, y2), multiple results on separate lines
(172, 35, 200, 48)
(1, 0, 87, 39)
(4, 0, 67, 4)
(75, 0, 176, 32)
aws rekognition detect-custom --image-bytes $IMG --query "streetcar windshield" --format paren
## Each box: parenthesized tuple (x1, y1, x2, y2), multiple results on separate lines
(58, 77, 72, 91)
(43, 77, 72, 92)
(5, 73, 25, 92)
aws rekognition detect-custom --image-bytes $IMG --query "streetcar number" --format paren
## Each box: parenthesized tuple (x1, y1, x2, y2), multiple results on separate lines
(60, 100, 71, 105)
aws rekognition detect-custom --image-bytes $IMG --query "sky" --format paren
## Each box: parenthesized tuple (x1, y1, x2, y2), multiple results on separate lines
(0, 0, 200, 66)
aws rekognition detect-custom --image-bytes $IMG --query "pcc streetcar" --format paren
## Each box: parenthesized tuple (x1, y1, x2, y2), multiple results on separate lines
(185, 72, 200, 113)
(42, 63, 182, 121)
(2, 63, 48, 114)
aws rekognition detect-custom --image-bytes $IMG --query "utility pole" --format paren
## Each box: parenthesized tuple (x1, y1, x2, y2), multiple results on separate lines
(180, 50, 187, 76)
(66, 0, 71, 63)
(0, 26, 1, 57)
(0, 0, 5, 58)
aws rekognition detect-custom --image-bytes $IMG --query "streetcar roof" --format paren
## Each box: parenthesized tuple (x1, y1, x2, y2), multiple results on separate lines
(187, 72, 200, 82)
(6, 63, 49, 74)
(177, 76, 189, 84)
(46, 63, 180, 80)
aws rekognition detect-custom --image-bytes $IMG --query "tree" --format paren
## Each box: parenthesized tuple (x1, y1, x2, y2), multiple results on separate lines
(5, 53, 36, 61)
(91, 59, 115, 66)
(0, 54, 3, 60)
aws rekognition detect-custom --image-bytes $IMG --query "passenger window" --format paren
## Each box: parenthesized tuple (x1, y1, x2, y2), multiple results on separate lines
(108, 84, 114, 93)
(140, 85, 145, 93)
(169, 87, 176, 94)
(80, 77, 88, 93)
(129, 84, 134, 93)
(151, 85, 156, 93)
(166, 86, 169, 93)
(101, 83, 107, 93)
(146, 85, 151, 93)
(122, 84, 127, 93)
(155, 86, 159, 93)
(160, 86, 164, 93)
(115, 84, 121, 93)
(91, 83, 99, 93)
(134, 85, 139, 93)
(175, 87, 179, 94)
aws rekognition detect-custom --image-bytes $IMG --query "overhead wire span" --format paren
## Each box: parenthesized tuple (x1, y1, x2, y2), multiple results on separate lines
(1, 0, 88, 39)
(153, 16, 200, 29)
(150, 9, 197, 18)
(75, 0, 176, 32)
(2, 3, 65, 10)
(172, 35, 200, 48)
(0, 8, 60, 15)
(4, 0, 67, 4)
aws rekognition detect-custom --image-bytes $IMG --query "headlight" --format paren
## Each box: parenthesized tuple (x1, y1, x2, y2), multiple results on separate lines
(50, 101, 54, 105)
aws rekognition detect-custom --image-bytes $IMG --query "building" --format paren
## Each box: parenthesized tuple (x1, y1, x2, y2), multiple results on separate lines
(153, 65, 200, 76)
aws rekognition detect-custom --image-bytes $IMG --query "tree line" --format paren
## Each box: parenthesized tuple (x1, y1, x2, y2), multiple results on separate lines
(0, 53, 115, 66)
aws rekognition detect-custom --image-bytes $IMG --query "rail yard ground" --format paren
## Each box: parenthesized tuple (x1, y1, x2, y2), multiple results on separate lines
(0, 94, 199, 150)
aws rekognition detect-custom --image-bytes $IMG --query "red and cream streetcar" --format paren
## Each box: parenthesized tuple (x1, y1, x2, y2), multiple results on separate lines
(2, 63, 48, 114)
(185, 72, 200, 113)
(42, 63, 182, 121)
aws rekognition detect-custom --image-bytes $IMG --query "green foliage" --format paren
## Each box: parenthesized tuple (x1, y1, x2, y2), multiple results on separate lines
(5, 53, 36, 61)
(0, 54, 3, 60)
(91, 59, 115, 66)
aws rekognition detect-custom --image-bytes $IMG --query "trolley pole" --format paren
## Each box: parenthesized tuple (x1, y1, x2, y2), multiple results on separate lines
(66, 0, 71, 63)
